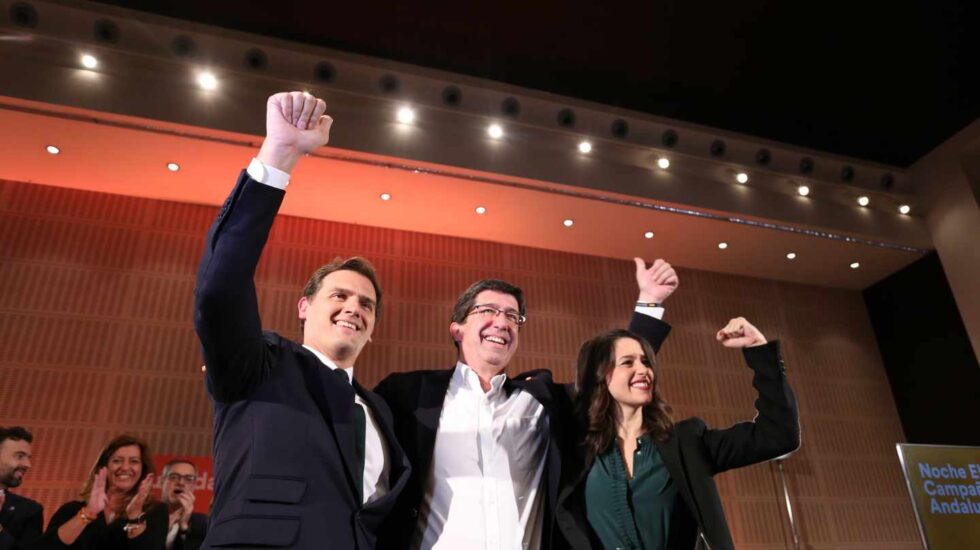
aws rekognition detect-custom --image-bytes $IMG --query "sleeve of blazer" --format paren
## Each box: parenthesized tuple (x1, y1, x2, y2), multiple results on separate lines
(697, 340, 801, 474)
(194, 170, 285, 402)
(0, 499, 43, 550)
(628, 312, 672, 354)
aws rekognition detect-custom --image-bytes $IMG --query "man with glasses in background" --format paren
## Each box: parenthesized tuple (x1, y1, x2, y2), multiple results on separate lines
(375, 257, 678, 550)
(159, 460, 207, 550)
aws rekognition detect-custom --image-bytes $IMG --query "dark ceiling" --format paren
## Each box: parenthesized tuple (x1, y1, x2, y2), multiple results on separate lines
(93, 0, 979, 167)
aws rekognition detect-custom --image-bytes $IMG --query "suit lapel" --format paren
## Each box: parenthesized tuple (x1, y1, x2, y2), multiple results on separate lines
(295, 351, 360, 503)
(414, 369, 454, 483)
(654, 433, 706, 528)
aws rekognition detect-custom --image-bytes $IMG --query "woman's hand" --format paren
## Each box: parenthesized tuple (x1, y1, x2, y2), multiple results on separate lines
(716, 317, 767, 348)
(85, 467, 108, 517)
(125, 474, 154, 520)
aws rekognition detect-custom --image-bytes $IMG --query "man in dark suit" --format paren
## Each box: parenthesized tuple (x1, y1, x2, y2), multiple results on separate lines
(0, 426, 42, 550)
(194, 91, 410, 549)
(374, 259, 678, 549)
(160, 459, 207, 550)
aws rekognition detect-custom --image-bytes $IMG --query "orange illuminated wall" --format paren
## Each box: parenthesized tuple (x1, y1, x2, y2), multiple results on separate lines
(0, 178, 920, 548)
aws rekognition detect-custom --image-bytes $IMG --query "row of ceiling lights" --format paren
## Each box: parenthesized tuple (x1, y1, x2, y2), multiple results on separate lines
(74, 52, 912, 216)
(42, 142, 866, 270)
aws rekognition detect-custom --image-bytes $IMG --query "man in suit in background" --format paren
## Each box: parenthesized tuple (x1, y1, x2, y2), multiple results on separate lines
(375, 259, 678, 549)
(194, 91, 410, 549)
(0, 426, 42, 550)
(160, 459, 207, 550)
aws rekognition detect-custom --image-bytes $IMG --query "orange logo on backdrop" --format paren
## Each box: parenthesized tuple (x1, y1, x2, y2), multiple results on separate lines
(153, 454, 214, 515)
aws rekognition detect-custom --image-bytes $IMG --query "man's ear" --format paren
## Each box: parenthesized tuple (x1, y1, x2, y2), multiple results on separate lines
(297, 296, 309, 320)
(449, 322, 463, 344)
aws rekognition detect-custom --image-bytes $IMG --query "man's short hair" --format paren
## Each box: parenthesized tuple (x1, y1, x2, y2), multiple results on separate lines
(162, 459, 198, 478)
(301, 256, 383, 330)
(449, 279, 526, 350)
(0, 426, 33, 445)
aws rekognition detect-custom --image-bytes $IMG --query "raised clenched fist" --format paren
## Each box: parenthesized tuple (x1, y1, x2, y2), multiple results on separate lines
(716, 317, 767, 348)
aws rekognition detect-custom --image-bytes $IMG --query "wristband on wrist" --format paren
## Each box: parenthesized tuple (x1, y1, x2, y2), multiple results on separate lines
(636, 301, 662, 308)
(77, 508, 95, 524)
(125, 513, 145, 524)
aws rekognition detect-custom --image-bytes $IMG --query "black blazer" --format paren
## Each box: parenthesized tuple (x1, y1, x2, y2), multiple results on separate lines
(173, 512, 207, 550)
(39, 501, 167, 550)
(194, 171, 411, 549)
(560, 341, 801, 550)
(0, 491, 42, 550)
(373, 313, 671, 550)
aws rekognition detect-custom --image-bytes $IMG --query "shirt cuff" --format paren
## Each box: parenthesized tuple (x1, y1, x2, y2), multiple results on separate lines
(247, 157, 290, 190)
(634, 305, 665, 320)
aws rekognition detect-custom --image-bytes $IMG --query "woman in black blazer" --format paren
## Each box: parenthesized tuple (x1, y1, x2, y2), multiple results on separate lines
(563, 317, 800, 550)
(39, 435, 166, 550)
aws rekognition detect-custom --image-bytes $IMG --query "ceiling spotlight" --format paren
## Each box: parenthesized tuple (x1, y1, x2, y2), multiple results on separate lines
(797, 185, 810, 196)
(396, 107, 415, 124)
(786, 252, 797, 260)
(657, 158, 670, 169)
(45, 145, 60, 155)
(644, 231, 654, 239)
(850, 262, 860, 269)
(718, 242, 728, 250)
(380, 193, 391, 201)
(487, 124, 503, 139)
(735, 172, 749, 184)
(563, 219, 574, 227)
(857, 196, 870, 207)
(475, 206, 486, 215)
(166, 162, 180, 172)
(80, 54, 98, 69)
(899, 204, 911, 215)
(197, 71, 218, 90)
(578, 141, 592, 154)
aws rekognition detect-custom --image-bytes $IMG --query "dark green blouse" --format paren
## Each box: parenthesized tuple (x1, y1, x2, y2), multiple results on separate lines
(585, 435, 678, 550)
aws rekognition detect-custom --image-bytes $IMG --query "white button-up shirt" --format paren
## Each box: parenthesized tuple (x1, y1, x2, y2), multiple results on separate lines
(417, 363, 549, 550)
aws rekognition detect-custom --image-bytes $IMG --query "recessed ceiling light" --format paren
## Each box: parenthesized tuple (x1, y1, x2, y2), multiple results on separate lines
(578, 141, 592, 154)
(850, 262, 860, 269)
(166, 162, 180, 172)
(857, 196, 870, 207)
(380, 193, 391, 201)
(797, 185, 810, 196)
(80, 54, 98, 69)
(475, 206, 486, 215)
(786, 252, 797, 260)
(197, 71, 218, 90)
(735, 172, 749, 184)
(487, 124, 503, 139)
(899, 204, 910, 215)
(718, 242, 728, 249)
(657, 158, 670, 169)
(563, 218, 574, 227)
(396, 107, 415, 124)
(644, 231, 654, 239)
(45, 145, 60, 155)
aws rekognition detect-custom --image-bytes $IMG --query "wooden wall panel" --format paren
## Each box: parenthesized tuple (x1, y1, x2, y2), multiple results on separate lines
(0, 179, 920, 547)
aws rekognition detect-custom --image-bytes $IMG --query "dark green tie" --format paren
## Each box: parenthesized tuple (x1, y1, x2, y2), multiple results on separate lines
(332, 368, 366, 503)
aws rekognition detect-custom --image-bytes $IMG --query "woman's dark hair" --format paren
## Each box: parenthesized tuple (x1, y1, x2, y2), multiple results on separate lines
(575, 329, 674, 458)
(79, 434, 157, 511)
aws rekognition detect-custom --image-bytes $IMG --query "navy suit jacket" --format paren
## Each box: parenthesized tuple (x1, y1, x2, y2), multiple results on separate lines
(194, 171, 410, 549)
(374, 313, 671, 550)
(0, 491, 43, 550)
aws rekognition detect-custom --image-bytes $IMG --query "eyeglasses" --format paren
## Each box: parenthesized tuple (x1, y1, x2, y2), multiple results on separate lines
(166, 474, 197, 484)
(467, 304, 526, 327)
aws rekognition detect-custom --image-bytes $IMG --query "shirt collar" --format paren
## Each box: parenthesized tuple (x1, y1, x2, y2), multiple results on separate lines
(302, 344, 354, 384)
(452, 361, 507, 396)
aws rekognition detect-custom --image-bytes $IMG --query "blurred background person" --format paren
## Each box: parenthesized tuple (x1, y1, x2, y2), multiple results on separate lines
(39, 435, 166, 549)
(0, 426, 42, 550)
(159, 460, 206, 550)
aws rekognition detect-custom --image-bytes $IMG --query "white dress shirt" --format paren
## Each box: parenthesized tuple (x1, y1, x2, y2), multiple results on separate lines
(417, 363, 549, 550)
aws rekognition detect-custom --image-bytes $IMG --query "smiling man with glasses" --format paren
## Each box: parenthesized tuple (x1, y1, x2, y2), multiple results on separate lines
(375, 260, 678, 550)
